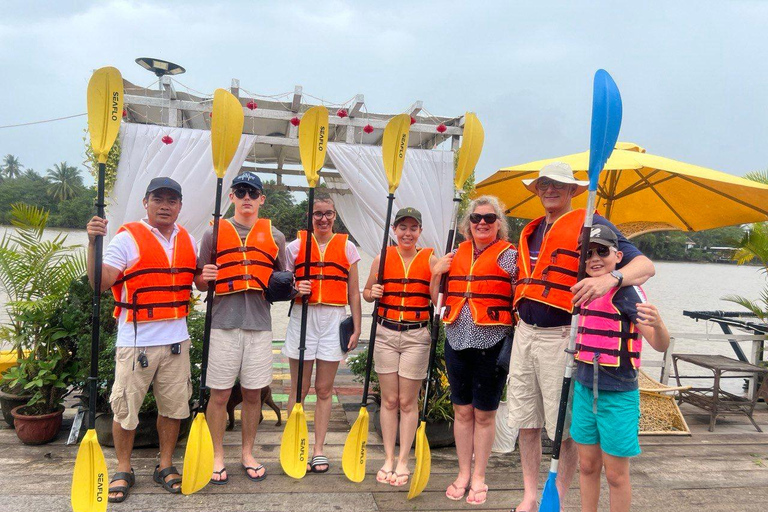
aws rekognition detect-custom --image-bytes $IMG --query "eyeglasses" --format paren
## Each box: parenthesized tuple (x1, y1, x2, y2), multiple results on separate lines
(585, 246, 614, 259)
(535, 178, 568, 191)
(312, 210, 336, 220)
(233, 187, 261, 200)
(469, 213, 498, 224)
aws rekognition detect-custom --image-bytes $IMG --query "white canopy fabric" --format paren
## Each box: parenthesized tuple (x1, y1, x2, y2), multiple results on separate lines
(108, 124, 257, 241)
(326, 142, 454, 257)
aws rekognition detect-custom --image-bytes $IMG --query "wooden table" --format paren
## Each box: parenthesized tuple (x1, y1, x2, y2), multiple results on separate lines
(672, 354, 768, 432)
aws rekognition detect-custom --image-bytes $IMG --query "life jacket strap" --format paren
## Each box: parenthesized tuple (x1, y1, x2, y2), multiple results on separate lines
(577, 326, 640, 340)
(217, 259, 274, 271)
(295, 274, 348, 282)
(575, 342, 641, 359)
(446, 291, 513, 302)
(295, 261, 350, 275)
(381, 291, 431, 299)
(550, 248, 580, 262)
(381, 277, 430, 285)
(516, 277, 572, 293)
(216, 245, 277, 265)
(542, 265, 578, 278)
(115, 266, 196, 286)
(215, 274, 268, 291)
(447, 275, 512, 283)
(579, 309, 623, 321)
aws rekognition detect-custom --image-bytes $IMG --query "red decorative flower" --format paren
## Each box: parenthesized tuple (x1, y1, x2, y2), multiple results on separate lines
(336, 108, 348, 118)
(161, 135, 174, 145)
(122, 109, 127, 118)
(290, 117, 300, 126)
(436, 123, 447, 133)
(363, 124, 374, 134)
(247, 100, 258, 110)
(209, 112, 213, 117)
(410, 116, 416, 125)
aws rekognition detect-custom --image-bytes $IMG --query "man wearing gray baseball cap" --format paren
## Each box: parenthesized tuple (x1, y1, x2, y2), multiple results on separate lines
(508, 162, 655, 512)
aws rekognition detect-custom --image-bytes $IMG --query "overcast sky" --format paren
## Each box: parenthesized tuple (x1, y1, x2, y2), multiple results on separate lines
(1, 0, 767, 187)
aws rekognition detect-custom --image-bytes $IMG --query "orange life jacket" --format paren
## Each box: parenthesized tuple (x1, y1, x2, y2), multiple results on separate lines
(514, 209, 587, 314)
(377, 246, 433, 322)
(111, 222, 196, 323)
(294, 231, 350, 306)
(443, 240, 514, 326)
(214, 218, 278, 295)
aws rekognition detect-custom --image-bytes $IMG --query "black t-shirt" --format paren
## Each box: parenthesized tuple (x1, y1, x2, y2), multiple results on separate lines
(574, 285, 645, 392)
(516, 214, 643, 328)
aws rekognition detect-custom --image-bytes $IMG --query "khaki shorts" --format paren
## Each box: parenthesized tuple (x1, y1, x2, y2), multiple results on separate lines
(110, 340, 192, 431)
(507, 320, 572, 440)
(207, 329, 273, 390)
(373, 324, 430, 381)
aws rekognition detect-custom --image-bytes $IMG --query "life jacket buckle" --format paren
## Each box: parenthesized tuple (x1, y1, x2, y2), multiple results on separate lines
(238, 246, 248, 253)
(170, 268, 179, 274)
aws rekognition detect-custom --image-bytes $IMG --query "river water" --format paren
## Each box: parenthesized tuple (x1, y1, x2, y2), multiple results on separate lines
(2, 227, 765, 392)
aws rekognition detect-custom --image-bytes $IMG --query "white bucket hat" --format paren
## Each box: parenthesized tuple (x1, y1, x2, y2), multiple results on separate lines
(522, 161, 589, 196)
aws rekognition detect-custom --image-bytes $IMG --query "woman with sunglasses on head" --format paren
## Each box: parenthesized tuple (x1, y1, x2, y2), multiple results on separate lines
(362, 207, 437, 487)
(431, 195, 517, 506)
(282, 193, 362, 474)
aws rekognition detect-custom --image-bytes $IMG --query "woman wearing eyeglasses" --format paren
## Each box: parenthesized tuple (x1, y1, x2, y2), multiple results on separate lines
(431, 195, 517, 505)
(282, 193, 362, 474)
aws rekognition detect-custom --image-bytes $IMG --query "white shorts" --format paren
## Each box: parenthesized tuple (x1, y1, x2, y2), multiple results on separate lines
(282, 304, 346, 362)
(207, 329, 273, 390)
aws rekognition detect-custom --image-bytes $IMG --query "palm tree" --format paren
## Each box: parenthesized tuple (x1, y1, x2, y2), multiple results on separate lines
(1, 154, 23, 180)
(46, 162, 84, 201)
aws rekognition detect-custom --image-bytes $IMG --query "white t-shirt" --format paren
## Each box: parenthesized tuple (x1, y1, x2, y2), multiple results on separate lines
(103, 219, 197, 348)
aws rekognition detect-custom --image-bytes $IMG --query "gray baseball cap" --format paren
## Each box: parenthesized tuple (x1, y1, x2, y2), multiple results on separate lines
(145, 177, 182, 198)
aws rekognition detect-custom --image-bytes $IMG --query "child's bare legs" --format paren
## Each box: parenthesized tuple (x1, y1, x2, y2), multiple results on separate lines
(603, 452, 631, 512)
(576, 442, 602, 512)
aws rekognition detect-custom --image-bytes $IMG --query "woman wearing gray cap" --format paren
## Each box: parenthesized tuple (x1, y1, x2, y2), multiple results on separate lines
(363, 207, 437, 487)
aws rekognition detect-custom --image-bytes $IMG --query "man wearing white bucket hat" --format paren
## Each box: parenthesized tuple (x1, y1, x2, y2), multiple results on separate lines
(508, 162, 655, 512)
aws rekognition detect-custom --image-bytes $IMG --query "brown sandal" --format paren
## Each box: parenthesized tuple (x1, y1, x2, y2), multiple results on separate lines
(446, 482, 467, 501)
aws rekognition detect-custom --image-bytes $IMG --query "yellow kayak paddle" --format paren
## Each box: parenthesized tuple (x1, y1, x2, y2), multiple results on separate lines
(342, 114, 411, 483)
(181, 88, 245, 495)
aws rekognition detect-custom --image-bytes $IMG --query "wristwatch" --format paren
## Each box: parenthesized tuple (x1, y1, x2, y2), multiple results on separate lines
(610, 270, 623, 287)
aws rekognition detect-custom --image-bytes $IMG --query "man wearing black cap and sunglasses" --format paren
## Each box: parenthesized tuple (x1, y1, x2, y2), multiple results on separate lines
(195, 171, 287, 485)
(86, 177, 218, 502)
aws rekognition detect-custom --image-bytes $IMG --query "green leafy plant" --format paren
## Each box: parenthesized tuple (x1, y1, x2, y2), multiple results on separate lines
(84, 128, 121, 198)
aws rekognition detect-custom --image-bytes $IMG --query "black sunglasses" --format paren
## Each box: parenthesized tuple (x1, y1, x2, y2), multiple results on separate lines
(469, 213, 498, 224)
(585, 246, 613, 259)
(233, 187, 261, 199)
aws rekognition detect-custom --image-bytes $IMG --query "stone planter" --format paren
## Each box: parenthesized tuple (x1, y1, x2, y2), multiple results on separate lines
(94, 410, 193, 448)
(372, 405, 455, 448)
(11, 405, 64, 445)
(0, 389, 33, 428)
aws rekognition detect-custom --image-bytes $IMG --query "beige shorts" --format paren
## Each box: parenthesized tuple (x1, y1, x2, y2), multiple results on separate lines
(110, 340, 192, 431)
(507, 320, 572, 440)
(207, 329, 273, 390)
(373, 324, 430, 381)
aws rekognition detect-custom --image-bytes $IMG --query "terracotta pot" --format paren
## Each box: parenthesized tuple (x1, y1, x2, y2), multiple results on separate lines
(11, 405, 64, 445)
(0, 389, 33, 428)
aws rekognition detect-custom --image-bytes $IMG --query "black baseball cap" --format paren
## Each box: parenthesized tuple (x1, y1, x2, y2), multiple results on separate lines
(145, 177, 182, 198)
(231, 171, 263, 191)
(586, 224, 618, 248)
(393, 207, 422, 227)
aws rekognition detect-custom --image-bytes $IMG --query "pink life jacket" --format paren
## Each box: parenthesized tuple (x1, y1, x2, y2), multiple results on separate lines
(575, 286, 643, 369)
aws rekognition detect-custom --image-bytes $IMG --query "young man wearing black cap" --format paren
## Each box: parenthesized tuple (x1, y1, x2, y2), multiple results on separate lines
(86, 177, 218, 503)
(196, 171, 287, 485)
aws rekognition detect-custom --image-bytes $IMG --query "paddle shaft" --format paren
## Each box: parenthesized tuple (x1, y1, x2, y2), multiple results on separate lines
(199, 177, 224, 408)
(360, 194, 395, 405)
(296, 187, 315, 404)
(419, 193, 462, 422)
(87, 161, 107, 430)
(548, 191, 597, 464)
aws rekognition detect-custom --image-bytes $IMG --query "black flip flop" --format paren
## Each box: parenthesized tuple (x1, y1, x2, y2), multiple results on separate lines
(153, 464, 182, 494)
(242, 463, 267, 482)
(309, 455, 330, 473)
(210, 467, 229, 485)
(108, 468, 135, 503)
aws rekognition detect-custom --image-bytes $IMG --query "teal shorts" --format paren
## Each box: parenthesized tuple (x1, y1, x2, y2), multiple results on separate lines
(570, 380, 641, 458)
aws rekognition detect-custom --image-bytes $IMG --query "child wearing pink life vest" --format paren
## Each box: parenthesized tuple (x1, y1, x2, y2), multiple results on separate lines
(569, 225, 670, 512)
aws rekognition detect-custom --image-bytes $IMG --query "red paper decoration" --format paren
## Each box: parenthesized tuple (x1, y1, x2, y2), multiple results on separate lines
(209, 112, 213, 117)
(290, 117, 300, 126)
(436, 123, 447, 133)
(247, 100, 258, 110)
(363, 124, 374, 134)
(122, 109, 127, 118)
(337, 108, 348, 118)
(161, 135, 174, 145)
(410, 116, 416, 125)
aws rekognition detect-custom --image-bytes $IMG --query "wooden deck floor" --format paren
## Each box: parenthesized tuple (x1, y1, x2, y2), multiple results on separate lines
(1, 343, 766, 511)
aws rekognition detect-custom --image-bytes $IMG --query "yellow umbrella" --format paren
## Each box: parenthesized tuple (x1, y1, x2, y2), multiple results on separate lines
(476, 142, 768, 235)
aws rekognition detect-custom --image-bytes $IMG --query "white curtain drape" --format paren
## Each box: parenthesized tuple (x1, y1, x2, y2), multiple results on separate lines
(107, 124, 257, 241)
(326, 142, 454, 257)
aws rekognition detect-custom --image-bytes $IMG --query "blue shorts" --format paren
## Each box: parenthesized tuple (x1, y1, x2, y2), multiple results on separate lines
(570, 380, 641, 458)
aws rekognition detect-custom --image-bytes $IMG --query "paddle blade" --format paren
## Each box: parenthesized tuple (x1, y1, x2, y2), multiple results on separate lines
(71, 429, 108, 512)
(280, 404, 309, 479)
(539, 470, 560, 512)
(181, 412, 214, 495)
(87, 67, 123, 164)
(211, 88, 245, 178)
(342, 406, 369, 483)
(381, 113, 411, 194)
(298, 106, 329, 187)
(587, 70, 622, 190)
(407, 420, 431, 499)
(454, 112, 484, 190)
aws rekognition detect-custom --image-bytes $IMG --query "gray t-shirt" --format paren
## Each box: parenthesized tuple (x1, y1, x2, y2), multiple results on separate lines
(198, 219, 287, 331)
